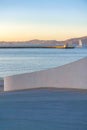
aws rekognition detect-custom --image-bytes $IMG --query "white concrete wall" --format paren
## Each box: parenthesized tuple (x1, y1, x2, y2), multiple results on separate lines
(4, 57, 87, 91)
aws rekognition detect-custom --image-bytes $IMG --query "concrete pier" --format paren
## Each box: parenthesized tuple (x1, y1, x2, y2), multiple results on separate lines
(4, 57, 87, 91)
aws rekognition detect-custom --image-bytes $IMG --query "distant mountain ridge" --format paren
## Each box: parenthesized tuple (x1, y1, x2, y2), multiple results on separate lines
(0, 36, 87, 47)
(65, 36, 87, 43)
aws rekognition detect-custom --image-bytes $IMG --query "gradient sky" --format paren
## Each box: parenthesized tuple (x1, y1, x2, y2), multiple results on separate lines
(0, 0, 87, 41)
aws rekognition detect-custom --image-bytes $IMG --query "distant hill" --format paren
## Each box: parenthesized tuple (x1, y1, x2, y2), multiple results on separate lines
(0, 36, 87, 47)
(65, 36, 87, 43)
(65, 36, 87, 47)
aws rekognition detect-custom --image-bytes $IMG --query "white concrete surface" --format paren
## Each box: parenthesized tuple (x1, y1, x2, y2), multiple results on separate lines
(4, 57, 87, 91)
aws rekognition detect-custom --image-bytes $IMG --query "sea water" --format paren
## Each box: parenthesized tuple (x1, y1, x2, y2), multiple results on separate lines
(0, 48, 87, 77)
(0, 48, 87, 130)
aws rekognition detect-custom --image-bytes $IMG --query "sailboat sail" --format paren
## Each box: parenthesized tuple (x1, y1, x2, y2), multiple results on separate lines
(78, 40, 82, 48)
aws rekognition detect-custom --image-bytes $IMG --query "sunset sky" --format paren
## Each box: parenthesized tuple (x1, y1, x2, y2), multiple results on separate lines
(0, 0, 87, 41)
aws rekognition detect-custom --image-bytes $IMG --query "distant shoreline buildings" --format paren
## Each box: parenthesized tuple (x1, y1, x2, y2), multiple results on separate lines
(0, 36, 87, 48)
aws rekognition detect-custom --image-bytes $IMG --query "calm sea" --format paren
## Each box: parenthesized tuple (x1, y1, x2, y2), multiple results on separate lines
(0, 48, 87, 130)
(0, 48, 87, 77)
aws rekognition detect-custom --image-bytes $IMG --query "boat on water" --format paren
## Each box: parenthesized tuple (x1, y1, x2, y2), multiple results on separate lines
(64, 44, 75, 49)
(55, 44, 75, 49)
(77, 40, 83, 48)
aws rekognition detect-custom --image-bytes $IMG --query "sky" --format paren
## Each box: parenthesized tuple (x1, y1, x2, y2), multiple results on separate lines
(0, 0, 87, 41)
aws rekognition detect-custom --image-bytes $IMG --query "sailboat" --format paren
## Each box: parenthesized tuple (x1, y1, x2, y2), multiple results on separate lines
(77, 40, 83, 48)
